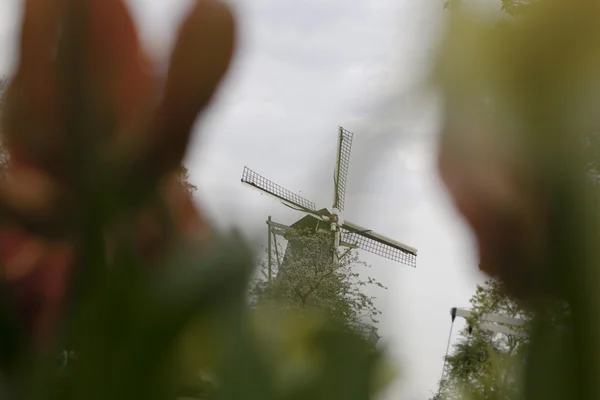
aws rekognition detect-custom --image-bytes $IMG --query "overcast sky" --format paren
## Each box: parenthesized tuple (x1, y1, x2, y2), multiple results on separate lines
(0, 0, 493, 398)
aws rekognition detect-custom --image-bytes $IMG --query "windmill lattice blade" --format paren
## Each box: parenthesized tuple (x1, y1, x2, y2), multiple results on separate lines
(478, 322, 527, 337)
(341, 222, 416, 267)
(341, 230, 416, 267)
(452, 308, 527, 337)
(334, 127, 353, 211)
(241, 166, 316, 211)
(454, 308, 525, 327)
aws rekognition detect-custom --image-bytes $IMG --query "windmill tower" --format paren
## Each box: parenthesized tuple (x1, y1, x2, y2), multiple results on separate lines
(241, 126, 417, 280)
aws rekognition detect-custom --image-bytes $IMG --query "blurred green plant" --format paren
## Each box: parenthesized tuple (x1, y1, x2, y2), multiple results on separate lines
(0, 1, 395, 400)
(434, 0, 600, 399)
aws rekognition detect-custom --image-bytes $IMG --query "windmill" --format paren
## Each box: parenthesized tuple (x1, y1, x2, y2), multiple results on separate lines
(240, 126, 417, 280)
(450, 307, 526, 337)
(437, 307, 527, 394)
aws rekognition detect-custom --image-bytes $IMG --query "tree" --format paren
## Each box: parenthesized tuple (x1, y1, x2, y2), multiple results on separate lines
(443, 0, 537, 16)
(249, 227, 387, 339)
(178, 227, 389, 400)
(432, 280, 531, 400)
(432, 277, 570, 400)
(499, 0, 537, 16)
(178, 165, 197, 195)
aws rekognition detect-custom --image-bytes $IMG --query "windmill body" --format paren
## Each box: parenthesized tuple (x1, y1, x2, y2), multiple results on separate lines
(241, 126, 418, 281)
(437, 307, 527, 393)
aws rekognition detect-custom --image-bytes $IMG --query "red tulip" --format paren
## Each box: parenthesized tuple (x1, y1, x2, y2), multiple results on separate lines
(0, 0, 236, 347)
(437, 116, 548, 298)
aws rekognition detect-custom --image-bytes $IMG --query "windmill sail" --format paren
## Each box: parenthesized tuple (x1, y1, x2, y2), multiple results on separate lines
(341, 221, 417, 267)
(241, 125, 418, 270)
(241, 166, 317, 211)
(332, 127, 353, 211)
(452, 307, 527, 337)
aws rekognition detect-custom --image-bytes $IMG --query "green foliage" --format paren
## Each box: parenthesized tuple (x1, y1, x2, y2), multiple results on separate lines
(500, 0, 537, 16)
(0, 229, 391, 400)
(434, 1, 600, 396)
(433, 280, 529, 400)
(249, 228, 386, 338)
(0, 1, 395, 399)
(443, 0, 537, 15)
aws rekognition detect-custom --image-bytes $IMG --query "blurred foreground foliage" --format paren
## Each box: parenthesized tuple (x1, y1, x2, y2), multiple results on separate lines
(0, 1, 394, 399)
(434, 0, 600, 399)
(1, 232, 391, 400)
